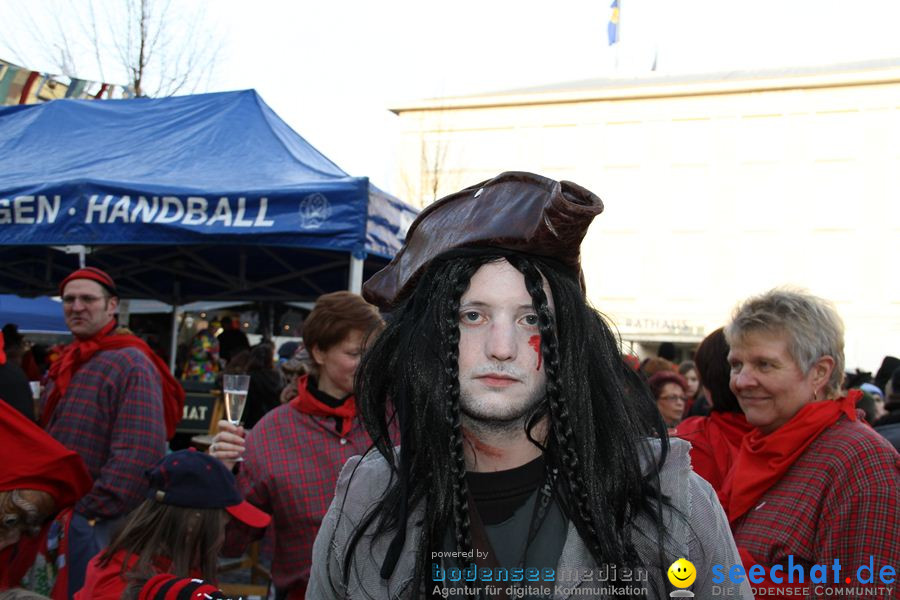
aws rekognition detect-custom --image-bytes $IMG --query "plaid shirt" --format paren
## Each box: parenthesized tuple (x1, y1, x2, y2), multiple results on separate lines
(223, 402, 377, 593)
(734, 417, 900, 575)
(43, 347, 167, 519)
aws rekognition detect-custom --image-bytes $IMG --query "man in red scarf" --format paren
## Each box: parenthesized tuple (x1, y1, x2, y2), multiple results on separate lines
(40, 266, 184, 598)
(720, 289, 899, 595)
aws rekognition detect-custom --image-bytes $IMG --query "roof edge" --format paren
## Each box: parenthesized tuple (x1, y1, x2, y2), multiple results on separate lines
(389, 58, 900, 113)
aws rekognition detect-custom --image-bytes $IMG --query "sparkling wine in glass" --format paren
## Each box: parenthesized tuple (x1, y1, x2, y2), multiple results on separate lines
(223, 374, 251, 461)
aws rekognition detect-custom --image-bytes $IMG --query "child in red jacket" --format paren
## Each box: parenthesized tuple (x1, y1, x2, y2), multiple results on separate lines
(76, 449, 270, 600)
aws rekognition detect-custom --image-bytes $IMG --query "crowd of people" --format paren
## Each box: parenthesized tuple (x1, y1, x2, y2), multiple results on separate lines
(1, 170, 898, 600)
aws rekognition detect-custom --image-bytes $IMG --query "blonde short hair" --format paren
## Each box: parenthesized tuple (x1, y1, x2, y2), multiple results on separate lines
(726, 288, 844, 396)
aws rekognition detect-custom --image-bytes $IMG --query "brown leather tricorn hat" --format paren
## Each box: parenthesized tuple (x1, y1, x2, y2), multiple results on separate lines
(363, 171, 604, 310)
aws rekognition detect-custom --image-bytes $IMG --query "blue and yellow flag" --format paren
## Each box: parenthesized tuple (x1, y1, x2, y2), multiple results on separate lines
(608, 0, 620, 45)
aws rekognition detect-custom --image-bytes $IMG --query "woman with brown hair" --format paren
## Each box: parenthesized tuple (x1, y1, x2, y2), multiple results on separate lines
(210, 291, 390, 600)
(678, 359, 709, 417)
(75, 450, 269, 600)
(674, 328, 753, 491)
(648, 370, 690, 428)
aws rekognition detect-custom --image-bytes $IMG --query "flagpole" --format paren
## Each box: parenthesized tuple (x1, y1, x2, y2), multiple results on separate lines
(611, 0, 621, 72)
(616, 0, 620, 71)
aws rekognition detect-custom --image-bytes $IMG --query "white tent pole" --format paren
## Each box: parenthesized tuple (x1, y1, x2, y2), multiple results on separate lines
(348, 255, 364, 294)
(52, 245, 89, 266)
(168, 306, 182, 374)
(118, 299, 131, 328)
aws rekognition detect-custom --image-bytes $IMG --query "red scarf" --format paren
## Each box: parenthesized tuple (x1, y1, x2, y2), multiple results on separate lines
(1, 399, 92, 594)
(718, 390, 860, 523)
(676, 411, 755, 490)
(705, 411, 756, 453)
(290, 375, 357, 437)
(2, 398, 92, 505)
(41, 320, 185, 440)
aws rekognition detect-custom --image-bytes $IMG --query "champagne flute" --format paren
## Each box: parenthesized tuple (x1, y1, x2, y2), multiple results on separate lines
(223, 374, 251, 461)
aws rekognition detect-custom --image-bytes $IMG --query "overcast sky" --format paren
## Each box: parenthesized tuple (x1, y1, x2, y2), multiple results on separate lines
(3, 0, 900, 196)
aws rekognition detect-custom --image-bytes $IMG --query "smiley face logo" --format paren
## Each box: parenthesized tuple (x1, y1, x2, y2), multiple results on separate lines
(667, 558, 696, 588)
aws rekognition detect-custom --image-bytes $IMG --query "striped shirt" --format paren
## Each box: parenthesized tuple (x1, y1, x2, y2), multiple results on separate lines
(43, 347, 166, 519)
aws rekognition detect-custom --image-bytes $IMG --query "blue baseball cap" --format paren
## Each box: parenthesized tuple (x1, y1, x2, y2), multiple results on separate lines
(146, 448, 270, 528)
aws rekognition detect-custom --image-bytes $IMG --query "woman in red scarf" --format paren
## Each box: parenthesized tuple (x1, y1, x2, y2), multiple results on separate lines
(718, 289, 899, 593)
(674, 328, 754, 491)
(210, 292, 391, 599)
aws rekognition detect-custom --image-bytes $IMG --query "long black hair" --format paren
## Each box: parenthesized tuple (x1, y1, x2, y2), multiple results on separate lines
(342, 251, 671, 596)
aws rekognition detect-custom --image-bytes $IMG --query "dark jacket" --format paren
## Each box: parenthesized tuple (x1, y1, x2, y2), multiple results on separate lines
(0, 362, 34, 420)
(875, 423, 900, 451)
(218, 329, 250, 362)
(243, 368, 284, 429)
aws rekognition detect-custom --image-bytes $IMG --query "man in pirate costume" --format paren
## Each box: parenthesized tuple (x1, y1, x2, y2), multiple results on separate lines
(309, 172, 750, 599)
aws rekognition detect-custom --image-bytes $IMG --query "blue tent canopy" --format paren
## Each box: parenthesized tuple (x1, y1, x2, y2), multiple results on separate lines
(0, 294, 68, 333)
(0, 90, 416, 303)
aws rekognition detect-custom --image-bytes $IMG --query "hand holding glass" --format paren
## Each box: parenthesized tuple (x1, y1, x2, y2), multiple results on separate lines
(223, 374, 251, 461)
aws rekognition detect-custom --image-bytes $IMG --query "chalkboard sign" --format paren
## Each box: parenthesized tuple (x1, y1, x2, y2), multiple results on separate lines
(176, 384, 218, 434)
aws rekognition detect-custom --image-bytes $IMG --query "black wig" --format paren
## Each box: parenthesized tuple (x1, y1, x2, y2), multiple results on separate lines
(341, 251, 672, 597)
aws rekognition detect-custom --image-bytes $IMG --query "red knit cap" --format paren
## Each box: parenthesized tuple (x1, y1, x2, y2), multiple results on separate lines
(0, 399, 92, 507)
(58, 266, 117, 297)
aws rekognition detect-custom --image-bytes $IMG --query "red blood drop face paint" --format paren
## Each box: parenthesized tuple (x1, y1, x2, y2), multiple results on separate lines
(528, 335, 542, 371)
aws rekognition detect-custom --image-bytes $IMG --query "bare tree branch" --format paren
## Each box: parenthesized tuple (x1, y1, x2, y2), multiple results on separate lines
(406, 108, 457, 206)
(87, 1, 106, 81)
(49, 10, 78, 77)
(4, 0, 220, 98)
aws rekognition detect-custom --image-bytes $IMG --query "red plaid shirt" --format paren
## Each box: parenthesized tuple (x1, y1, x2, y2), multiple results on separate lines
(42, 347, 167, 519)
(733, 416, 900, 575)
(224, 400, 381, 593)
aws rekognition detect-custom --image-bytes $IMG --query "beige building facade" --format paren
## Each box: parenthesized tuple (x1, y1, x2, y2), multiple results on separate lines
(391, 60, 900, 372)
